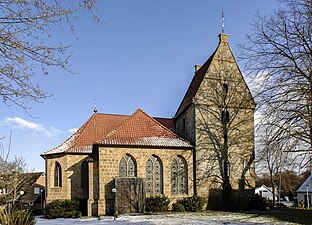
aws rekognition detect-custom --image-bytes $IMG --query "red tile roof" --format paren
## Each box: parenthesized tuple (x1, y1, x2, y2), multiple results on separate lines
(97, 109, 192, 148)
(41, 113, 129, 155)
(154, 117, 175, 130)
(42, 109, 192, 156)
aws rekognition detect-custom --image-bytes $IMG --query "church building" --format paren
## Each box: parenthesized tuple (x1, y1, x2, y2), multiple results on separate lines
(41, 33, 256, 216)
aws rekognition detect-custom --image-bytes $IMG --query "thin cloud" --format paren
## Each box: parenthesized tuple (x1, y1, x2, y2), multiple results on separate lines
(68, 128, 78, 133)
(3, 117, 60, 138)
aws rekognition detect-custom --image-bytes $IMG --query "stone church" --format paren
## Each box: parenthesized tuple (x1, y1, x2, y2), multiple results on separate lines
(41, 33, 256, 216)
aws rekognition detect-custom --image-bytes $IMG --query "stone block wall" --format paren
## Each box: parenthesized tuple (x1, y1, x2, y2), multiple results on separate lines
(97, 146, 193, 215)
(45, 154, 90, 203)
(44, 146, 193, 216)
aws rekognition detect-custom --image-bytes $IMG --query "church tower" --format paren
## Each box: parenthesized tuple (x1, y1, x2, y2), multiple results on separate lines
(174, 33, 256, 209)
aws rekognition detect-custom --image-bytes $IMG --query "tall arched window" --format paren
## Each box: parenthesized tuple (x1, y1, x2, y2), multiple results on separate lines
(54, 162, 62, 187)
(146, 155, 163, 195)
(119, 154, 137, 177)
(171, 156, 187, 195)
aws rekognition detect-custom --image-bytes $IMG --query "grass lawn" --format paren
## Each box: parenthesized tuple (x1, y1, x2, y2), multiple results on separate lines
(241, 208, 312, 225)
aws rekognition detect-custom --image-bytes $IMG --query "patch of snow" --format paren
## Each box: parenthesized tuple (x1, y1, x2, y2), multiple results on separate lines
(35, 212, 298, 225)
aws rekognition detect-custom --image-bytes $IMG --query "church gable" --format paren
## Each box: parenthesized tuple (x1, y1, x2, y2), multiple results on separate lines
(175, 34, 255, 119)
(194, 34, 255, 108)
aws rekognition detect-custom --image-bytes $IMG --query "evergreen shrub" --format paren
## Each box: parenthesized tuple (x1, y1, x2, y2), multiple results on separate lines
(45, 199, 81, 219)
(145, 195, 170, 212)
(249, 194, 267, 210)
(172, 202, 185, 212)
(177, 196, 205, 212)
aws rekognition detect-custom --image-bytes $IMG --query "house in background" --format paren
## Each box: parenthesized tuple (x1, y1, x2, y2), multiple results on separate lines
(255, 184, 278, 201)
(0, 172, 45, 213)
(296, 173, 312, 208)
(19, 172, 45, 213)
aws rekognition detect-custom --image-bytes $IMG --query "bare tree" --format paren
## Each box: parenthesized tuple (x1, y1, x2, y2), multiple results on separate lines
(0, 143, 29, 209)
(255, 121, 306, 206)
(0, 0, 102, 112)
(193, 47, 255, 210)
(239, 0, 312, 170)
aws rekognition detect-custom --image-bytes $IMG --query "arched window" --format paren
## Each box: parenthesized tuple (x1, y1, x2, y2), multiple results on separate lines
(119, 154, 137, 177)
(54, 162, 62, 187)
(171, 156, 187, 195)
(146, 155, 163, 195)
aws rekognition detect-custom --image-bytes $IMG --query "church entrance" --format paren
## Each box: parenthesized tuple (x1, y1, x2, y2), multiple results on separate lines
(114, 177, 145, 214)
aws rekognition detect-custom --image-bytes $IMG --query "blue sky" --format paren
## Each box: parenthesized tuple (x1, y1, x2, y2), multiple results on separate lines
(0, 1, 280, 172)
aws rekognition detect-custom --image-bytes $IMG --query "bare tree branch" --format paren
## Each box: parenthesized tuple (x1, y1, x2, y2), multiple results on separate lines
(0, 0, 102, 113)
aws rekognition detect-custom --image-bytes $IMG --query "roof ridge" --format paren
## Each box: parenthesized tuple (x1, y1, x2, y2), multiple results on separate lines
(97, 109, 144, 142)
(65, 114, 98, 151)
(153, 116, 173, 119)
(95, 112, 131, 117)
(97, 108, 192, 146)
(66, 113, 132, 151)
(138, 109, 191, 143)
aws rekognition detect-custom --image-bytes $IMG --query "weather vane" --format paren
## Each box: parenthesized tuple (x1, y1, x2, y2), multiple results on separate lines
(221, 8, 225, 34)
(94, 99, 98, 113)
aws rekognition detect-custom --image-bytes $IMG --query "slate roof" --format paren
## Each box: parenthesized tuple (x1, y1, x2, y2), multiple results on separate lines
(296, 174, 312, 193)
(42, 109, 192, 156)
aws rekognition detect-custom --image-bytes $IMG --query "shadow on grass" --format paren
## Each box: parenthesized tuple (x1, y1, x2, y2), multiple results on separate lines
(241, 208, 312, 225)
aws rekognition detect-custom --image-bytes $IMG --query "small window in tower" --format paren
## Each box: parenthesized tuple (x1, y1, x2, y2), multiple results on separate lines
(223, 83, 229, 93)
(182, 118, 186, 130)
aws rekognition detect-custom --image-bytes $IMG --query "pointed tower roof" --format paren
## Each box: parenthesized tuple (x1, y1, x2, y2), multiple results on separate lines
(97, 109, 192, 148)
(175, 33, 255, 117)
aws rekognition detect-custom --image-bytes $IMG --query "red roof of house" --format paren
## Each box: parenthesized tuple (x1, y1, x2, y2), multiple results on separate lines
(42, 109, 192, 156)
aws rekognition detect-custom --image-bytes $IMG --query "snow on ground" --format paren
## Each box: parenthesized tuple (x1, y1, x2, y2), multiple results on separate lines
(35, 212, 298, 225)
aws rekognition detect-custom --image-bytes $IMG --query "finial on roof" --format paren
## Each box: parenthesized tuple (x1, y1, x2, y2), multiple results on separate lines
(219, 9, 228, 44)
(221, 8, 225, 34)
(93, 100, 98, 114)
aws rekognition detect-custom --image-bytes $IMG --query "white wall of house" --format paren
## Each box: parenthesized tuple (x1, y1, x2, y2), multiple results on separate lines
(296, 174, 312, 208)
(255, 185, 278, 200)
